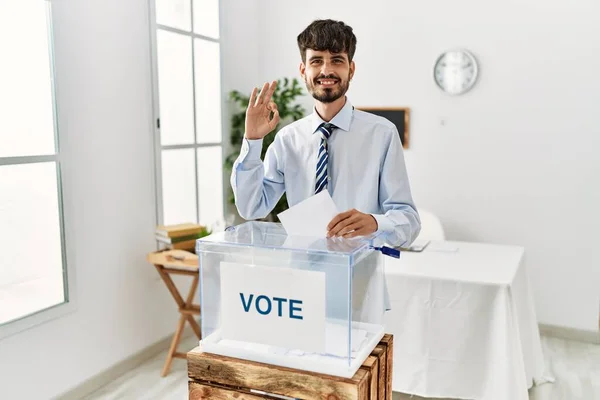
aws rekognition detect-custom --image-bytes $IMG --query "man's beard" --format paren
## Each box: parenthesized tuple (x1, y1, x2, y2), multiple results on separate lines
(305, 75, 349, 103)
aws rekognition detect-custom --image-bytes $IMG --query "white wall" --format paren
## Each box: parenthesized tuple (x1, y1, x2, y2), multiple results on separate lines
(0, 0, 180, 398)
(220, 0, 261, 220)
(255, 0, 600, 332)
(0, 0, 263, 397)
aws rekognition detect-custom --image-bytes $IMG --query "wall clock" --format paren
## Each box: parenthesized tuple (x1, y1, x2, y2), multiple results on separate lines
(434, 49, 479, 95)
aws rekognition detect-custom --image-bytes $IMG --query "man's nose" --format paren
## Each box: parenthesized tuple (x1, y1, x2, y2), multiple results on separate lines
(321, 62, 335, 76)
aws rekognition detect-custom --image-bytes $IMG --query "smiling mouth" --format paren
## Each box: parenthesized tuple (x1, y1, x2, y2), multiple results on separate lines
(316, 79, 339, 87)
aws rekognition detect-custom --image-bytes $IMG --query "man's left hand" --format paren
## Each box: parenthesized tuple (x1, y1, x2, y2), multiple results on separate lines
(327, 209, 378, 238)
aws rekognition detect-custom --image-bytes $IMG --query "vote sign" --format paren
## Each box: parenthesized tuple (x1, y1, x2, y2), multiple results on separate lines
(220, 262, 326, 353)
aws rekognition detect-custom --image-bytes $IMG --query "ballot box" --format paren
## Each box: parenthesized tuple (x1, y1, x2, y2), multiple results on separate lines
(196, 221, 391, 378)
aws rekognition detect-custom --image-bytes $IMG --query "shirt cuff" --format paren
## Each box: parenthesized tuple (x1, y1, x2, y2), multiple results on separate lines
(242, 137, 264, 161)
(371, 213, 394, 235)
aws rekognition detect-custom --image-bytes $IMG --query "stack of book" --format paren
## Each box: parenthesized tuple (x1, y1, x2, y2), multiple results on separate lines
(155, 223, 209, 252)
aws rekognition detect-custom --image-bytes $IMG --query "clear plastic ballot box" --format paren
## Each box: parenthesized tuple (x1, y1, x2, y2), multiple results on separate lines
(196, 221, 394, 378)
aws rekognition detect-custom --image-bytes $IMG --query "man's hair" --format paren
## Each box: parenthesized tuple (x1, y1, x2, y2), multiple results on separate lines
(297, 19, 357, 63)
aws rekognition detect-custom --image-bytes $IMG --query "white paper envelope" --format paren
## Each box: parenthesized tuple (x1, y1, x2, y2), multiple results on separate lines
(277, 191, 339, 238)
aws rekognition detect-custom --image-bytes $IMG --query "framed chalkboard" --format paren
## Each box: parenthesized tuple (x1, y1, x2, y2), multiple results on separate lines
(357, 107, 410, 149)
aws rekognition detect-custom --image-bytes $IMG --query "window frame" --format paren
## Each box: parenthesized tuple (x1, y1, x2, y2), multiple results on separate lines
(0, 0, 76, 340)
(148, 0, 226, 229)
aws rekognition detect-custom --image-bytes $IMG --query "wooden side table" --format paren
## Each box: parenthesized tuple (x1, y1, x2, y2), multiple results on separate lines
(147, 249, 201, 376)
(187, 334, 394, 400)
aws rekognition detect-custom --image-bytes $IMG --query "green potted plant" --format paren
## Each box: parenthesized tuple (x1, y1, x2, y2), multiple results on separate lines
(224, 77, 306, 221)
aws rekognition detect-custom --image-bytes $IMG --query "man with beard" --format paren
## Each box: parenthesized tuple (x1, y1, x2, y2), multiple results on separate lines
(230, 19, 420, 248)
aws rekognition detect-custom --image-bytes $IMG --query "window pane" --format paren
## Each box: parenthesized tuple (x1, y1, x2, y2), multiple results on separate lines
(194, 39, 222, 143)
(193, 0, 220, 39)
(161, 149, 197, 225)
(157, 30, 194, 146)
(197, 147, 223, 230)
(0, 162, 64, 325)
(155, 0, 191, 31)
(0, 1, 55, 158)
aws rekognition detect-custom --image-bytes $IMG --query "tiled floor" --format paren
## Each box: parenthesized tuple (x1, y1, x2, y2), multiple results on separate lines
(82, 335, 600, 400)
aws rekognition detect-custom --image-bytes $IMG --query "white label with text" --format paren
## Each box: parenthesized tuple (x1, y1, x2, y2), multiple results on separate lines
(220, 262, 326, 353)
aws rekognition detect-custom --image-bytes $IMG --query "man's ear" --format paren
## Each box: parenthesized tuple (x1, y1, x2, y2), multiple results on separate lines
(299, 62, 306, 79)
(349, 60, 356, 81)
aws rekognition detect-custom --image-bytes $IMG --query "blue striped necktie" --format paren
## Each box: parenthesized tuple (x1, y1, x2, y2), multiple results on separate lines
(315, 122, 336, 194)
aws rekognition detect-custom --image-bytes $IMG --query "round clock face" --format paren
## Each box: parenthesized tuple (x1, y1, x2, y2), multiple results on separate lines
(434, 50, 478, 95)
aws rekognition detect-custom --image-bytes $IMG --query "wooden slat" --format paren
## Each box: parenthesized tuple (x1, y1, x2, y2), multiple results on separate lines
(179, 308, 201, 315)
(189, 381, 281, 400)
(371, 346, 386, 400)
(186, 315, 202, 339)
(379, 334, 394, 400)
(357, 372, 369, 400)
(154, 265, 185, 307)
(359, 355, 379, 400)
(186, 276, 199, 304)
(162, 268, 198, 276)
(188, 349, 370, 400)
(162, 315, 186, 377)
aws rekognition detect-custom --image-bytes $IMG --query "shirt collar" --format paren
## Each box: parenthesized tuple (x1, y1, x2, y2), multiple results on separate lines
(311, 97, 353, 134)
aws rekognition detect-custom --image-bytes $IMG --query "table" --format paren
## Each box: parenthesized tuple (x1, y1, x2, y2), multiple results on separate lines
(188, 334, 394, 400)
(383, 240, 546, 399)
(147, 249, 201, 376)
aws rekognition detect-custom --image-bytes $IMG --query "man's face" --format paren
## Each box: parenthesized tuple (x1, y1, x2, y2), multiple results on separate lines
(300, 49, 355, 103)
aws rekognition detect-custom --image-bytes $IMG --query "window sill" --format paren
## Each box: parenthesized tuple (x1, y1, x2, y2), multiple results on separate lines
(0, 299, 77, 341)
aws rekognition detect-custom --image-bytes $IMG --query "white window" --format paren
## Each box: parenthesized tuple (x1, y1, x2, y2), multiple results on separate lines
(150, 0, 224, 229)
(0, 0, 70, 333)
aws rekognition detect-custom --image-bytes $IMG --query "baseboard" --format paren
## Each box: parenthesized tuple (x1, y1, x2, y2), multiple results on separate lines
(55, 327, 194, 400)
(539, 323, 600, 345)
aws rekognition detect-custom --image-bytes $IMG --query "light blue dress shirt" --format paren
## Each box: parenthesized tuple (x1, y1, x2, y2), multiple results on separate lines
(231, 98, 421, 247)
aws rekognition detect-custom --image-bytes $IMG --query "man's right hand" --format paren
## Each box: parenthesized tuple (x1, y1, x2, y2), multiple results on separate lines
(245, 80, 280, 140)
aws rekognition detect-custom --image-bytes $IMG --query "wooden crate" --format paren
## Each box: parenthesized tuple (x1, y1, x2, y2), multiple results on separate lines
(187, 334, 393, 400)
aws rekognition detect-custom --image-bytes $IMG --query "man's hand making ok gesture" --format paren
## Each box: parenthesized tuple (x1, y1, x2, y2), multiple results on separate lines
(245, 80, 280, 140)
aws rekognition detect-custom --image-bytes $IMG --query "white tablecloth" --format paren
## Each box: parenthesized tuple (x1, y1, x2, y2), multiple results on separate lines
(383, 240, 546, 400)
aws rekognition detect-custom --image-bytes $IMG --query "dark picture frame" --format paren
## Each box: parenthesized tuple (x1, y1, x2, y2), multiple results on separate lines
(357, 107, 410, 149)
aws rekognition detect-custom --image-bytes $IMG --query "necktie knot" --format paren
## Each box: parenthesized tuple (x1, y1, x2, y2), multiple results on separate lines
(318, 122, 336, 140)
